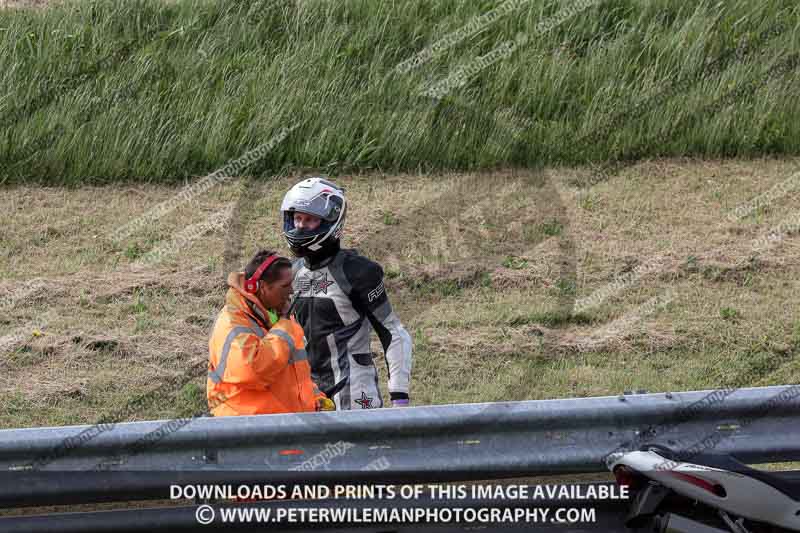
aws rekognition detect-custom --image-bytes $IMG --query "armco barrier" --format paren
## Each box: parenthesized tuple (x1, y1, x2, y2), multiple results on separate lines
(0, 385, 798, 508)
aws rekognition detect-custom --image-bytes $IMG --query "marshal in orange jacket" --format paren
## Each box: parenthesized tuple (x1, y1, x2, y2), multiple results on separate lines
(207, 272, 326, 416)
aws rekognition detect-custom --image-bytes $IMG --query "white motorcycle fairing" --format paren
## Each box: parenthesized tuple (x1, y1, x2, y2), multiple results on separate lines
(609, 450, 800, 531)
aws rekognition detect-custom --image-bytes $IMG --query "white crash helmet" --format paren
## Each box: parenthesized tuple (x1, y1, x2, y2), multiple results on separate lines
(280, 177, 347, 257)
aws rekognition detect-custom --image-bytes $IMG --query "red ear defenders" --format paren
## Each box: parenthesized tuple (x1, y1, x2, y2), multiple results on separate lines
(243, 254, 283, 294)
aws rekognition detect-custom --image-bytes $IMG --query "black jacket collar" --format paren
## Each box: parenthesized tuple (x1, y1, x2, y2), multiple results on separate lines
(304, 241, 341, 270)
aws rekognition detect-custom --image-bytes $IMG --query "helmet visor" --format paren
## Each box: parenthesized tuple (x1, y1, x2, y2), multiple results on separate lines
(281, 188, 343, 223)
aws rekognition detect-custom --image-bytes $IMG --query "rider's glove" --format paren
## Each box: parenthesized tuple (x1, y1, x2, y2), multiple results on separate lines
(390, 392, 410, 408)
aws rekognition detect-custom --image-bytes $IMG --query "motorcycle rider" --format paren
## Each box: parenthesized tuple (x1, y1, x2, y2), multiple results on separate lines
(280, 177, 413, 410)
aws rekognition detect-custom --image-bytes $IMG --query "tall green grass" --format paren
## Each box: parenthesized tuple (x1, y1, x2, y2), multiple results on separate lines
(0, 0, 798, 184)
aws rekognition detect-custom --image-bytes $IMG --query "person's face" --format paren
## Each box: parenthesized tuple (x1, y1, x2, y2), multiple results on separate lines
(294, 211, 321, 231)
(256, 266, 293, 312)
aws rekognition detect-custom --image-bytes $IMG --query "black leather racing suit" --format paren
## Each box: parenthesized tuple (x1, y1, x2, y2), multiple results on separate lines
(291, 246, 412, 410)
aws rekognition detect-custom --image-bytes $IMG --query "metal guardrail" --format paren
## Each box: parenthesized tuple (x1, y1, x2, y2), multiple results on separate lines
(0, 385, 798, 508)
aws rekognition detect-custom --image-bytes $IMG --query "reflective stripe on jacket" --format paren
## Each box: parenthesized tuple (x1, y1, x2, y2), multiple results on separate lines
(207, 272, 326, 416)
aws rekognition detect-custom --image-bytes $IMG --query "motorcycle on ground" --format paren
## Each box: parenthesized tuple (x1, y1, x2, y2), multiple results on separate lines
(607, 445, 800, 533)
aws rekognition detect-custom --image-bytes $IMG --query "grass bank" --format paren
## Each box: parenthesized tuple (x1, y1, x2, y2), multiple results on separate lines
(0, 0, 799, 184)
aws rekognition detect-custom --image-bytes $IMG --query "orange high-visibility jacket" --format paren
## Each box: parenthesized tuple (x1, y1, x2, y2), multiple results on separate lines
(207, 272, 326, 416)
